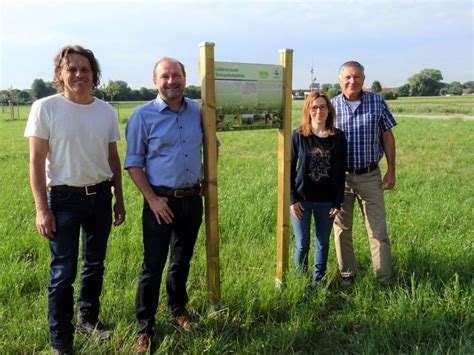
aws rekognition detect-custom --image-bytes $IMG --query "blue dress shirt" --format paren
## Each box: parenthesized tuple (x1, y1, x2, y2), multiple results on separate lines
(125, 95, 203, 188)
(331, 91, 397, 169)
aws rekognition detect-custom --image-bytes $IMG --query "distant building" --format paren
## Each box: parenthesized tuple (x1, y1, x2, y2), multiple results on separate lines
(363, 87, 397, 93)
(292, 90, 305, 100)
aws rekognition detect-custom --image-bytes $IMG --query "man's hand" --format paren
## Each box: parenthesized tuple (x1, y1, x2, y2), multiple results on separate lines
(113, 200, 126, 226)
(329, 208, 340, 218)
(382, 129, 396, 190)
(383, 170, 396, 190)
(149, 195, 174, 224)
(36, 209, 56, 240)
(290, 202, 304, 220)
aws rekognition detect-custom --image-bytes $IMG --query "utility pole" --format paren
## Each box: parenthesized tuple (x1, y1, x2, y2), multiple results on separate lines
(310, 59, 317, 92)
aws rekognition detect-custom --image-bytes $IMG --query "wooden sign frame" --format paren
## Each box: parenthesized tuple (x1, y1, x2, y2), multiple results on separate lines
(199, 42, 293, 309)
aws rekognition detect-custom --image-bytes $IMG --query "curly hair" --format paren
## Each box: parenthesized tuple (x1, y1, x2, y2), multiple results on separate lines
(53, 45, 101, 92)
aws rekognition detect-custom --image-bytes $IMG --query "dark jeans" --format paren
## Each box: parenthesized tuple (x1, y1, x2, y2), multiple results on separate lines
(47, 188, 112, 349)
(136, 195, 202, 337)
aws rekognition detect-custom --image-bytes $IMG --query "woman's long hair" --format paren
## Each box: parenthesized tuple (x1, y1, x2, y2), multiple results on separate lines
(300, 90, 336, 137)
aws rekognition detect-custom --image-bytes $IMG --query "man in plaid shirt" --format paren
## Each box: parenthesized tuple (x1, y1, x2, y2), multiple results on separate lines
(331, 61, 397, 286)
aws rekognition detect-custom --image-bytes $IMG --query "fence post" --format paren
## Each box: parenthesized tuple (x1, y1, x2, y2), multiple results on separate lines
(199, 41, 221, 311)
(275, 49, 293, 288)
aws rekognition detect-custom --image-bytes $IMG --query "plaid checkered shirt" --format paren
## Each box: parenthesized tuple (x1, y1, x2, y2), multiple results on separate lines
(331, 91, 397, 169)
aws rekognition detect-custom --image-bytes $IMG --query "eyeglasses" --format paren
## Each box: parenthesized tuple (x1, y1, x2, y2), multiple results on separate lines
(310, 105, 327, 112)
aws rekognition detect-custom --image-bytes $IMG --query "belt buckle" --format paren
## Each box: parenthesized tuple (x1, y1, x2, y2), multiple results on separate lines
(85, 185, 97, 196)
(173, 189, 184, 198)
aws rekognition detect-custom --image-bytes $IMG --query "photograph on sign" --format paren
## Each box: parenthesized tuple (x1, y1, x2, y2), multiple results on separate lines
(215, 61, 283, 131)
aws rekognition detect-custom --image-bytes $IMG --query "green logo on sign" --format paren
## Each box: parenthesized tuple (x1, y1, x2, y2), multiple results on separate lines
(273, 69, 281, 79)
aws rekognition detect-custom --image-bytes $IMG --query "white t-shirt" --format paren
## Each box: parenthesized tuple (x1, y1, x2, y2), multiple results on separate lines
(347, 99, 361, 113)
(24, 94, 120, 187)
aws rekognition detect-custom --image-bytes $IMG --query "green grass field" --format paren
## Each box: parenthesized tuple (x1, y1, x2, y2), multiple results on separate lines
(0, 97, 473, 353)
(388, 96, 474, 116)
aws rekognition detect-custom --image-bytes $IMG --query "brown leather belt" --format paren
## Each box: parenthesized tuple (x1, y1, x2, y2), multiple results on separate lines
(346, 163, 379, 175)
(50, 180, 112, 195)
(151, 184, 201, 198)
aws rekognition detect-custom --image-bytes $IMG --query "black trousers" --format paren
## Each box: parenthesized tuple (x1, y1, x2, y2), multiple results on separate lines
(135, 195, 202, 336)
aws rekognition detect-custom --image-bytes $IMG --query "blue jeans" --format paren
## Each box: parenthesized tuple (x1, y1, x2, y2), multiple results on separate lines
(291, 201, 334, 283)
(136, 195, 202, 337)
(47, 188, 112, 349)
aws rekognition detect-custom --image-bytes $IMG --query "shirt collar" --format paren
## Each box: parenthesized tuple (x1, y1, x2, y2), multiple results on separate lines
(154, 94, 187, 112)
(342, 90, 365, 103)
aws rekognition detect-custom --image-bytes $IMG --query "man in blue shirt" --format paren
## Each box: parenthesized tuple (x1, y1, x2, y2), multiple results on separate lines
(125, 57, 203, 353)
(331, 61, 397, 286)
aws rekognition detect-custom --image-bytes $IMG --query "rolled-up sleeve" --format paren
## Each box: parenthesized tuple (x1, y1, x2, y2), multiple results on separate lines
(124, 112, 146, 169)
(380, 98, 397, 132)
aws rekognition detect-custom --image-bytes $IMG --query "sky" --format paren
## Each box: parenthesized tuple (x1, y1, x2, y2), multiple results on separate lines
(1, 0, 473, 91)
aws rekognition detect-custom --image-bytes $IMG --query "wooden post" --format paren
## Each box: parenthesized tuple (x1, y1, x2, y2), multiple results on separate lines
(275, 49, 293, 288)
(9, 101, 13, 121)
(199, 42, 221, 310)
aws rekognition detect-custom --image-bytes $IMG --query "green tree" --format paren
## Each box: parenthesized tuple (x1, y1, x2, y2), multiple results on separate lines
(462, 81, 474, 91)
(397, 84, 410, 97)
(327, 88, 339, 98)
(439, 88, 448, 96)
(4, 87, 23, 104)
(380, 91, 398, 100)
(309, 82, 320, 90)
(447, 81, 463, 95)
(321, 83, 333, 92)
(103, 81, 121, 101)
(408, 69, 443, 96)
(371, 80, 382, 93)
(18, 90, 31, 103)
(184, 85, 201, 99)
(31, 78, 55, 99)
(139, 87, 156, 100)
(46, 81, 56, 96)
(113, 80, 132, 101)
(92, 87, 106, 100)
(333, 83, 341, 90)
(129, 89, 142, 101)
(0, 90, 9, 104)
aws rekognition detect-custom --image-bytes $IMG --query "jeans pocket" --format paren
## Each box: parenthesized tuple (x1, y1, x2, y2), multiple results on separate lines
(48, 191, 72, 208)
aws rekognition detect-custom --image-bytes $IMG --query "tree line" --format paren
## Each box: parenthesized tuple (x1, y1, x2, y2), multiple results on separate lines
(1, 68, 473, 105)
(0, 79, 201, 105)
(304, 69, 473, 100)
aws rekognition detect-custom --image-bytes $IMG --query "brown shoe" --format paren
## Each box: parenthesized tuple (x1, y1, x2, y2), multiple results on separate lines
(135, 334, 150, 354)
(175, 314, 198, 331)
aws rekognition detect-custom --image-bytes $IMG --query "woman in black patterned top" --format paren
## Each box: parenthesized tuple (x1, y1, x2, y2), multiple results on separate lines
(290, 90, 347, 288)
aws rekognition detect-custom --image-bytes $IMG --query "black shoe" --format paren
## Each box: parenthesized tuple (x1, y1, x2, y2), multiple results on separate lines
(76, 314, 112, 340)
(52, 347, 73, 355)
(314, 281, 332, 295)
(340, 275, 355, 287)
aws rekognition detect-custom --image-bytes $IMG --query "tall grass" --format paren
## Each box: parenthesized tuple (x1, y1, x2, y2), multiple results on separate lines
(0, 99, 472, 353)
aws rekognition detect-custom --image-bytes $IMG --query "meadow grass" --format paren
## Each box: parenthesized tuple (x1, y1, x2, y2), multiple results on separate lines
(0, 98, 472, 353)
(2, 95, 473, 123)
(388, 96, 474, 116)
